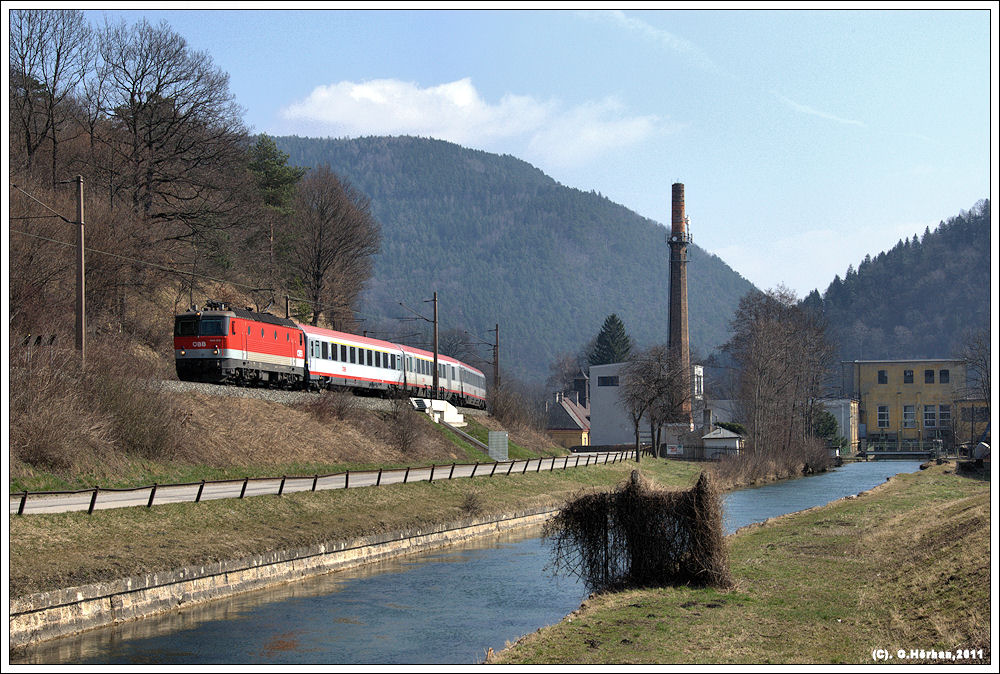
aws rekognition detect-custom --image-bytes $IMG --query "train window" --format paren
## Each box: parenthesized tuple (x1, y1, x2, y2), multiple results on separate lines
(341, 344, 347, 361)
(367, 350, 373, 367)
(330, 343, 337, 361)
(174, 318, 198, 336)
(248, 326, 251, 335)
(322, 342, 329, 360)
(375, 352, 381, 368)
(299, 334, 303, 345)
(350, 347, 356, 364)
(200, 319, 226, 336)
(261, 328, 265, 337)
(232, 323, 236, 335)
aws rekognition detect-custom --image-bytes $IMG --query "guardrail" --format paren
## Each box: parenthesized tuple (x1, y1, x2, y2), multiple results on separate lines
(10, 452, 630, 516)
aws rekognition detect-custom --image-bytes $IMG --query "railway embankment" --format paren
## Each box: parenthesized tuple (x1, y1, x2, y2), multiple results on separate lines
(490, 463, 991, 665)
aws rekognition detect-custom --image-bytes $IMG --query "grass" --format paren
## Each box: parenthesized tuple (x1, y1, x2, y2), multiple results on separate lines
(489, 463, 991, 665)
(8, 458, 705, 598)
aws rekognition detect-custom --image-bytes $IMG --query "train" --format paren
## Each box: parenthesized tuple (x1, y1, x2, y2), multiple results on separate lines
(173, 301, 487, 408)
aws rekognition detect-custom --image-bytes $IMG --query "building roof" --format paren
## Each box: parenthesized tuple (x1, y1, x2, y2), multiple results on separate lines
(547, 395, 590, 432)
(702, 427, 742, 440)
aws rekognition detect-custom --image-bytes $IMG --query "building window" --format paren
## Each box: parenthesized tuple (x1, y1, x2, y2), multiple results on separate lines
(877, 370, 888, 385)
(961, 406, 989, 423)
(939, 369, 950, 384)
(923, 405, 936, 428)
(903, 370, 914, 384)
(939, 405, 951, 426)
(597, 376, 619, 387)
(877, 405, 889, 428)
(924, 369, 934, 384)
(903, 405, 916, 428)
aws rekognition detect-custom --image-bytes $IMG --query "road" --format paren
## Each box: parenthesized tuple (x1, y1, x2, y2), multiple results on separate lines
(9, 452, 627, 516)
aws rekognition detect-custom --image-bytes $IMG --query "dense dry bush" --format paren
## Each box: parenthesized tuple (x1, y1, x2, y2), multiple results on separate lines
(711, 436, 835, 488)
(545, 470, 731, 592)
(9, 337, 193, 480)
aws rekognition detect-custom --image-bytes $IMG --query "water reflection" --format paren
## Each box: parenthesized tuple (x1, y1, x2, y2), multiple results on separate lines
(14, 461, 923, 665)
(13, 526, 586, 665)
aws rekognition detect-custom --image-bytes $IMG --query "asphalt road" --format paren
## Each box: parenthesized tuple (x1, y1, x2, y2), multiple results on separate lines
(9, 452, 627, 516)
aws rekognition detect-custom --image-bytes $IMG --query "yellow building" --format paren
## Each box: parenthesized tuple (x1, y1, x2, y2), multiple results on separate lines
(848, 359, 966, 449)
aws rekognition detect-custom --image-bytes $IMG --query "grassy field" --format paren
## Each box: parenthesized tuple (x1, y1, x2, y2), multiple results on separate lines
(8, 458, 705, 598)
(489, 463, 991, 665)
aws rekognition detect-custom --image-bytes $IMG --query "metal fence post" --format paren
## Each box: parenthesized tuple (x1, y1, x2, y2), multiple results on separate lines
(507, 461, 514, 475)
(196, 480, 206, 503)
(523, 460, 529, 474)
(471, 462, 478, 477)
(430, 465, 436, 482)
(312, 475, 319, 491)
(147, 483, 157, 508)
(376, 468, 383, 486)
(346, 470, 350, 489)
(278, 476, 286, 496)
(240, 478, 249, 499)
(88, 487, 98, 514)
(490, 462, 498, 477)
(18, 491, 28, 515)
(404, 467, 410, 483)
(449, 463, 456, 479)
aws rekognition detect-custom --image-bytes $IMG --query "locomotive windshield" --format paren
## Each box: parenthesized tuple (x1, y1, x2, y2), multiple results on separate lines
(174, 316, 227, 337)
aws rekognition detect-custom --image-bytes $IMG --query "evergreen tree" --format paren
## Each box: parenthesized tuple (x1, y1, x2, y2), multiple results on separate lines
(588, 314, 633, 366)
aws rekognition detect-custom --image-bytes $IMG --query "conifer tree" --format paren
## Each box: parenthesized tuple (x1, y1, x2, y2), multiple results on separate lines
(588, 314, 633, 365)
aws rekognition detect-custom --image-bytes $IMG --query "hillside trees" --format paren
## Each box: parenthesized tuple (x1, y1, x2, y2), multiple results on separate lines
(288, 165, 381, 327)
(84, 18, 250, 245)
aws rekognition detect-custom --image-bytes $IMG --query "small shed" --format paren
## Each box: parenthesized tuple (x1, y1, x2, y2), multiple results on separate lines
(702, 427, 743, 459)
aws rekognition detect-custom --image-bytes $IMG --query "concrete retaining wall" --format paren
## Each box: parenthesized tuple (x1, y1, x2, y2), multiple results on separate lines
(9, 507, 556, 649)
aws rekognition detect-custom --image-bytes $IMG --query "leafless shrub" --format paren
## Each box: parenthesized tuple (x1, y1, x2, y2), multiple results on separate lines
(382, 395, 421, 454)
(545, 470, 731, 593)
(711, 436, 834, 488)
(461, 491, 485, 517)
(301, 389, 358, 423)
(487, 382, 545, 432)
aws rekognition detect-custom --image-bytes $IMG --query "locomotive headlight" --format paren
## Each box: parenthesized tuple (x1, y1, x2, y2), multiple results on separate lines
(180, 349, 186, 356)
(213, 348, 219, 355)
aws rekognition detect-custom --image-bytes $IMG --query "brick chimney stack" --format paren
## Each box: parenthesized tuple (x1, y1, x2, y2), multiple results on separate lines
(668, 182, 692, 426)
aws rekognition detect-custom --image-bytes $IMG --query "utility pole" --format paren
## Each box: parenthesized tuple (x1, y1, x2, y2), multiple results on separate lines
(432, 292, 439, 399)
(493, 323, 500, 391)
(74, 175, 85, 364)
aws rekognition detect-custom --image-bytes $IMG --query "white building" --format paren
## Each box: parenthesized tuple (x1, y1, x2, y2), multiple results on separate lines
(589, 361, 704, 448)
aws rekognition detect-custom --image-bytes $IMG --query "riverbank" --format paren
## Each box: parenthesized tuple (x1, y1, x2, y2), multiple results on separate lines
(489, 463, 991, 665)
(8, 459, 706, 649)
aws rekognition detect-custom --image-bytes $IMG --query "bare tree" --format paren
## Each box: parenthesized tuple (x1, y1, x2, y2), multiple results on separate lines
(288, 165, 381, 326)
(722, 286, 833, 464)
(84, 18, 249, 242)
(9, 9, 92, 185)
(957, 327, 991, 408)
(621, 345, 690, 463)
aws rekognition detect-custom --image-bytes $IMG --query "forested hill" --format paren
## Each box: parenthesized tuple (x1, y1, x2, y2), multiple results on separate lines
(275, 135, 756, 384)
(802, 199, 991, 364)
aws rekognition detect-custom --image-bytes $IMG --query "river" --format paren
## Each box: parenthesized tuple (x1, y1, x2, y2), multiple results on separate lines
(12, 460, 924, 665)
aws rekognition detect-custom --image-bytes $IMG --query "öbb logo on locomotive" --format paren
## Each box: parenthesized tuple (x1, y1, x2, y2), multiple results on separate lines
(173, 300, 487, 409)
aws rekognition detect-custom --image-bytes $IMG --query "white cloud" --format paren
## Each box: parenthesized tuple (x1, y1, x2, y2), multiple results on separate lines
(775, 93, 865, 127)
(280, 77, 671, 168)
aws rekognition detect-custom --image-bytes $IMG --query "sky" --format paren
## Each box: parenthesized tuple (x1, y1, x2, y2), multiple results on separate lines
(49, 6, 1000, 297)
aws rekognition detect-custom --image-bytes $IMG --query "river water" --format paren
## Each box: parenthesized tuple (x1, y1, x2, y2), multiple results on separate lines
(13, 460, 924, 665)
